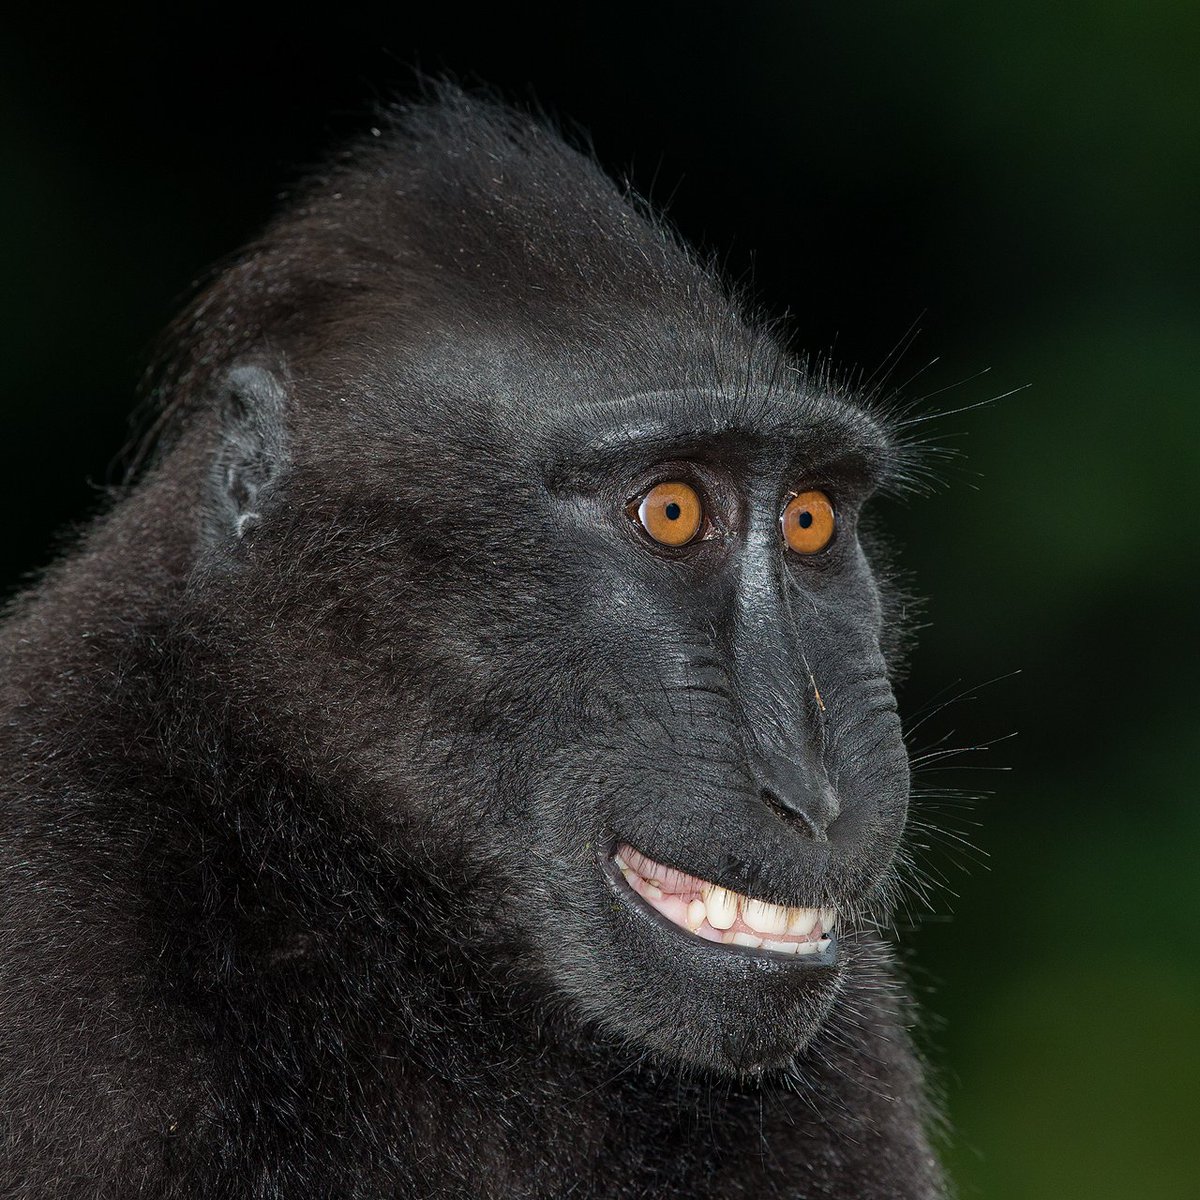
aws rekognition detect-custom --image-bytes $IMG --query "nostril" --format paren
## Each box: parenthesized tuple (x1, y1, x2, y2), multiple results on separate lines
(759, 787, 829, 842)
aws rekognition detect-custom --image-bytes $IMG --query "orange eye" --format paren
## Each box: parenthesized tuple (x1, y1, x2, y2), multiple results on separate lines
(781, 490, 836, 555)
(633, 481, 704, 547)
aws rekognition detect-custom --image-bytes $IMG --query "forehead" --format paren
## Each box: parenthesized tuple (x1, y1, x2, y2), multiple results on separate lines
(337, 331, 892, 491)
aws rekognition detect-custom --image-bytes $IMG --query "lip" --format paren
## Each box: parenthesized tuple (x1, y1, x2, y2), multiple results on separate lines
(599, 841, 839, 968)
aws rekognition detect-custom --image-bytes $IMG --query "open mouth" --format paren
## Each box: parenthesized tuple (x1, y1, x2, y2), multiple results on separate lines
(609, 843, 836, 959)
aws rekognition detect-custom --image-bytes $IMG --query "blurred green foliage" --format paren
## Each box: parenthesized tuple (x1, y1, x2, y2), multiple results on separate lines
(2, 3, 1196, 1195)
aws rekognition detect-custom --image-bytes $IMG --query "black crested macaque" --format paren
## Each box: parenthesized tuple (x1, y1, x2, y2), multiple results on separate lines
(0, 90, 946, 1197)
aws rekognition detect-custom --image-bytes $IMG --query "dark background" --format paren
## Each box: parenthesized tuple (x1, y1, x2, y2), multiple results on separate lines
(3, 5, 1197, 1196)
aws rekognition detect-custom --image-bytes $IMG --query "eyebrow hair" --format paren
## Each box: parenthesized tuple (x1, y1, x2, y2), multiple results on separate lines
(552, 387, 889, 447)
(539, 389, 894, 490)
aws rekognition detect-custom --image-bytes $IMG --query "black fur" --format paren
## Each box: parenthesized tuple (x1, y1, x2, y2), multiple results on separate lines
(0, 89, 945, 1197)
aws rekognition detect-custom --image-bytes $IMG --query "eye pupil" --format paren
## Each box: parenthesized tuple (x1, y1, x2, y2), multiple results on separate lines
(665, 502, 681, 521)
(797, 510, 813, 529)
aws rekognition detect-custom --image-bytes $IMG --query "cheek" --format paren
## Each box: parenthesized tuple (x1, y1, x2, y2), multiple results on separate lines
(804, 566, 891, 683)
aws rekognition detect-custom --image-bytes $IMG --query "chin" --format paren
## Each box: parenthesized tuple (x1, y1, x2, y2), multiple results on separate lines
(530, 837, 855, 1075)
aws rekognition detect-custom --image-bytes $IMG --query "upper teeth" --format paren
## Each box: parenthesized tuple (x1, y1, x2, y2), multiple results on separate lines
(704, 885, 739, 930)
(613, 844, 836, 956)
(743, 895, 790, 935)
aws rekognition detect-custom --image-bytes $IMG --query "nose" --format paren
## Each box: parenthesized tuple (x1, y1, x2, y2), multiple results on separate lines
(751, 749, 841, 841)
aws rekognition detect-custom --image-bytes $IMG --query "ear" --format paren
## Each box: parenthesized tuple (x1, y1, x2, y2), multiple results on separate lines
(205, 363, 289, 544)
